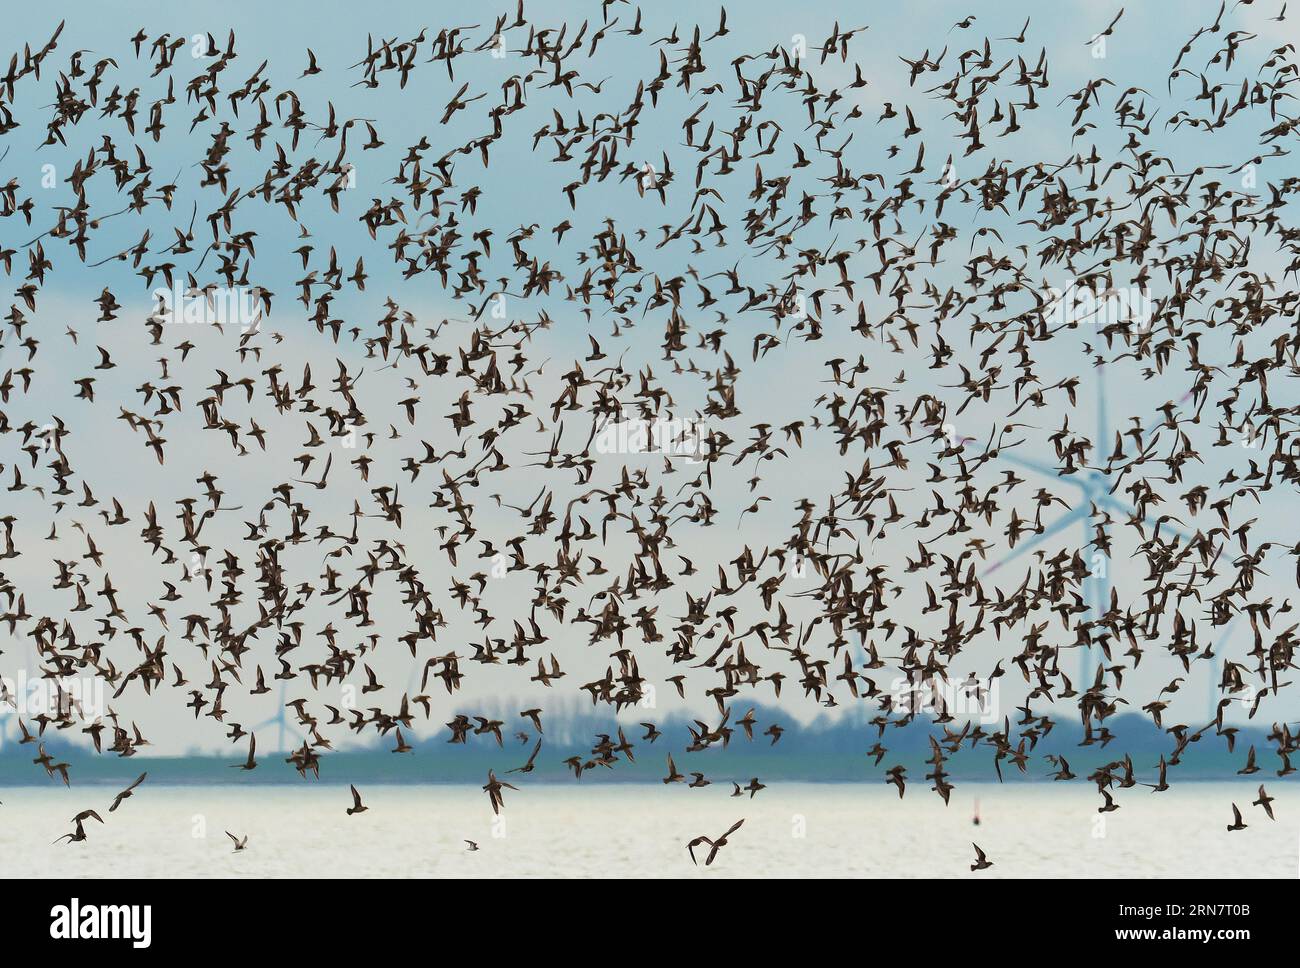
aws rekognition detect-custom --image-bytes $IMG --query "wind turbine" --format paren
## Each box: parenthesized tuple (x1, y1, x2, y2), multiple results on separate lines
(250, 679, 304, 753)
(981, 362, 1196, 685)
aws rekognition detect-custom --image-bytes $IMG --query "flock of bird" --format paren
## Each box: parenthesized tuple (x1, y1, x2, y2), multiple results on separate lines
(2, 0, 1299, 873)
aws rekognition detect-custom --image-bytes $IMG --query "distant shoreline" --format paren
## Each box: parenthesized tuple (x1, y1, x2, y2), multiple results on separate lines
(1, 710, 1282, 786)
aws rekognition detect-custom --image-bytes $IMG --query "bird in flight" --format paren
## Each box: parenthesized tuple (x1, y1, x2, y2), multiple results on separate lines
(687, 818, 745, 866)
(109, 773, 148, 812)
(347, 785, 368, 816)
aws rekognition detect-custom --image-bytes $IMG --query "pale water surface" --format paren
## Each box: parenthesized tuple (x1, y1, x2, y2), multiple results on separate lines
(0, 783, 1293, 878)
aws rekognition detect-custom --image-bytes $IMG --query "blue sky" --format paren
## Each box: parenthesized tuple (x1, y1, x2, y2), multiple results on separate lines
(0, 0, 1296, 755)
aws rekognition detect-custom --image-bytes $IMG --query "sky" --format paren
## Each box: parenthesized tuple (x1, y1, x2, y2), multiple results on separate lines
(0, 0, 1297, 757)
